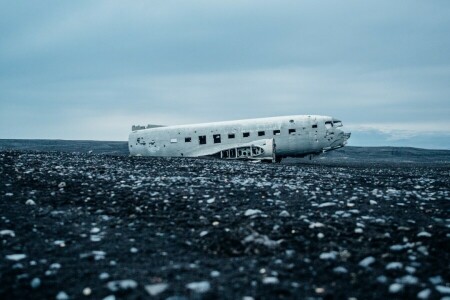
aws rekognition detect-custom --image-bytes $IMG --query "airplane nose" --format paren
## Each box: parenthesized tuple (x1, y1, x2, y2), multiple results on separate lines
(343, 132, 351, 145)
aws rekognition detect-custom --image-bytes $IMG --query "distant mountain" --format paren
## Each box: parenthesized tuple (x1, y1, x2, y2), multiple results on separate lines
(1, 139, 449, 163)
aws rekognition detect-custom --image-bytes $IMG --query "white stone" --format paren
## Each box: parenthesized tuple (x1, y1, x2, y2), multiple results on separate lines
(26, 199, 36, 205)
(386, 262, 403, 270)
(206, 198, 215, 204)
(186, 281, 211, 293)
(436, 285, 450, 294)
(359, 256, 375, 268)
(262, 277, 279, 285)
(90, 227, 101, 234)
(145, 283, 168, 296)
(6, 254, 26, 261)
(398, 275, 418, 285)
(199, 231, 208, 237)
(318, 202, 336, 208)
(102, 296, 115, 300)
(279, 210, 290, 217)
(369, 200, 378, 205)
(333, 266, 348, 274)
(0, 230, 15, 237)
(319, 251, 337, 260)
(56, 291, 69, 300)
(58, 182, 66, 188)
(107, 280, 138, 292)
(417, 231, 432, 237)
(130, 247, 138, 253)
(244, 209, 262, 217)
(210, 270, 220, 277)
(31, 278, 41, 289)
(389, 283, 403, 293)
(417, 288, 431, 299)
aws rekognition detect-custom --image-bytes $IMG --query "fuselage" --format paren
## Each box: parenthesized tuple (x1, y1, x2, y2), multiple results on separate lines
(128, 115, 350, 161)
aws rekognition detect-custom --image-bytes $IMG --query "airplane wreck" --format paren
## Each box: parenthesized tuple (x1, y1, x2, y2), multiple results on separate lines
(129, 115, 351, 163)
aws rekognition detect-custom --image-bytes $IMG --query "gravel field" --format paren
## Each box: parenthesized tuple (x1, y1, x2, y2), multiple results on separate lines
(1, 150, 449, 300)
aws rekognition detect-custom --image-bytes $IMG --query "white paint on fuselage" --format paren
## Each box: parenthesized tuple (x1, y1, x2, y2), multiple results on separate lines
(128, 115, 349, 159)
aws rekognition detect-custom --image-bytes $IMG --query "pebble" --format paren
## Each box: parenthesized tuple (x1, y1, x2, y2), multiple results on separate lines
(417, 231, 432, 238)
(359, 256, 375, 268)
(107, 280, 138, 292)
(333, 266, 348, 274)
(206, 198, 215, 204)
(31, 277, 41, 289)
(186, 281, 211, 293)
(103, 296, 115, 300)
(318, 202, 336, 208)
(417, 288, 431, 299)
(58, 182, 66, 188)
(262, 277, 279, 285)
(99, 272, 110, 280)
(6, 254, 26, 261)
(130, 247, 138, 253)
(279, 210, 290, 217)
(389, 283, 404, 293)
(82, 287, 92, 296)
(386, 262, 403, 270)
(25, 199, 36, 205)
(244, 209, 262, 217)
(369, 200, 378, 205)
(210, 270, 220, 277)
(145, 283, 168, 296)
(436, 286, 450, 294)
(317, 232, 324, 239)
(56, 291, 69, 300)
(0, 229, 15, 237)
(319, 251, 337, 260)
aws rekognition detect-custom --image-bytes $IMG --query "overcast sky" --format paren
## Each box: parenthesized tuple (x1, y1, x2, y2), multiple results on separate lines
(1, 1, 449, 148)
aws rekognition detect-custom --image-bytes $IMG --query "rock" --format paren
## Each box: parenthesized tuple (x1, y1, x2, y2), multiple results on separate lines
(99, 272, 110, 280)
(369, 200, 378, 205)
(25, 199, 36, 205)
(0, 230, 15, 237)
(103, 296, 115, 300)
(244, 209, 262, 217)
(242, 232, 281, 249)
(319, 251, 337, 260)
(279, 210, 290, 217)
(210, 270, 220, 277)
(107, 280, 138, 292)
(145, 283, 168, 296)
(318, 202, 336, 208)
(90, 227, 101, 234)
(333, 266, 348, 274)
(130, 247, 138, 253)
(386, 262, 403, 270)
(82, 288, 92, 296)
(186, 281, 210, 293)
(58, 182, 66, 188)
(199, 231, 208, 237)
(397, 275, 418, 285)
(389, 283, 403, 293)
(6, 254, 26, 261)
(436, 286, 450, 294)
(206, 198, 215, 204)
(417, 231, 432, 238)
(317, 233, 324, 239)
(31, 278, 41, 289)
(262, 277, 279, 284)
(56, 291, 69, 300)
(417, 288, 431, 299)
(359, 256, 375, 268)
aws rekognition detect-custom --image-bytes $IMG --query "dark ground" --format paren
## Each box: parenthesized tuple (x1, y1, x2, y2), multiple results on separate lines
(0, 141, 449, 299)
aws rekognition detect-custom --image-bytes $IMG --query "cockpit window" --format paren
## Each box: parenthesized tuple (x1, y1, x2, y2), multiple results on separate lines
(325, 121, 333, 129)
(333, 121, 343, 127)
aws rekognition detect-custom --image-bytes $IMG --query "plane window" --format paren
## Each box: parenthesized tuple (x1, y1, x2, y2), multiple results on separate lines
(325, 121, 332, 129)
(243, 132, 250, 138)
(199, 135, 206, 145)
(213, 134, 221, 144)
(312, 124, 318, 128)
(170, 138, 177, 143)
(333, 121, 343, 127)
(258, 131, 265, 136)
(228, 133, 235, 139)
(289, 129, 296, 134)
(273, 130, 281, 135)
(185, 137, 192, 143)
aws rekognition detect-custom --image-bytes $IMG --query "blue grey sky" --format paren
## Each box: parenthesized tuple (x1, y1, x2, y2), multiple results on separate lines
(1, 1, 449, 148)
